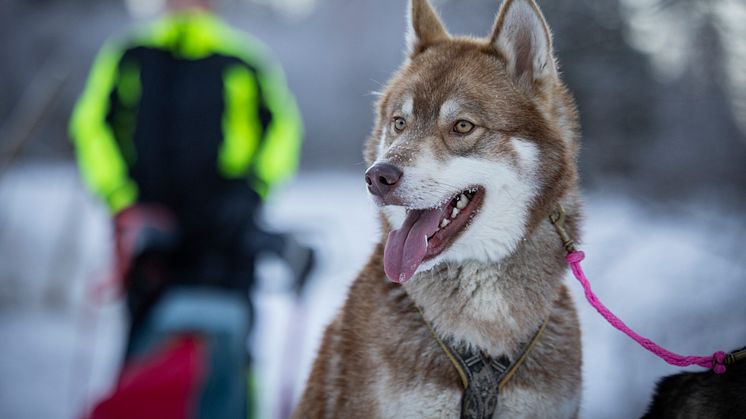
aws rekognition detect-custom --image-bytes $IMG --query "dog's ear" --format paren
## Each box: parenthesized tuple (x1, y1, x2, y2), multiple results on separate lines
(407, 0, 450, 57)
(490, 0, 557, 89)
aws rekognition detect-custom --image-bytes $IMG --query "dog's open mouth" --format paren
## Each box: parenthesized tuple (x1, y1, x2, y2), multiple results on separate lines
(383, 186, 485, 283)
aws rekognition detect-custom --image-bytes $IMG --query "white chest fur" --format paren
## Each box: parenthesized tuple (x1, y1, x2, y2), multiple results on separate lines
(373, 367, 461, 418)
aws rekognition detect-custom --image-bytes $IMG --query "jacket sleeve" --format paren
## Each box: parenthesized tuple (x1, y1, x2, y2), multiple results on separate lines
(217, 32, 303, 199)
(69, 41, 137, 213)
(250, 56, 303, 198)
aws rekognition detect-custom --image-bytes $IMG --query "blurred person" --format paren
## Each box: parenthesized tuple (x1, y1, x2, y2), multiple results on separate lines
(69, 0, 313, 417)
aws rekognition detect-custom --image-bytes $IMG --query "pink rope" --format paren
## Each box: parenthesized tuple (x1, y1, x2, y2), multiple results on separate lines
(565, 250, 728, 374)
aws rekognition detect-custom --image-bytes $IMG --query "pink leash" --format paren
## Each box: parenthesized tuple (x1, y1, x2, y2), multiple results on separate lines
(565, 250, 728, 374)
(550, 206, 731, 374)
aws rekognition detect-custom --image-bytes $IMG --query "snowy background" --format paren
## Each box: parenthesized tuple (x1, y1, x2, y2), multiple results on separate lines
(2, 0, 746, 418)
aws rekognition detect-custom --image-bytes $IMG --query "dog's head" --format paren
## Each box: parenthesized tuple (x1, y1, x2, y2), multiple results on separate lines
(365, 0, 580, 283)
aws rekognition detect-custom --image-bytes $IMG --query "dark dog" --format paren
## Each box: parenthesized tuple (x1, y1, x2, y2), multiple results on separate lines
(642, 347, 746, 419)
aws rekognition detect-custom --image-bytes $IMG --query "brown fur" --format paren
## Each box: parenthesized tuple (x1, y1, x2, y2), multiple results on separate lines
(295, 0, 583, 417)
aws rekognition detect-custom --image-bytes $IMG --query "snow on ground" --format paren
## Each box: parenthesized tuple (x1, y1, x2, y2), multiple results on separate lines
(0, 162, 744, 419)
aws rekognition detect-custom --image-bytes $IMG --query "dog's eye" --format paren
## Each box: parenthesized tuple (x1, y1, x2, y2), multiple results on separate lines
(393, 117, 407, 133)
(453, 120, 475, 135)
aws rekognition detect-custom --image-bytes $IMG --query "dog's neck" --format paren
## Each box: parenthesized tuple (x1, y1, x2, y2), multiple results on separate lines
(402, 205, 575, 358)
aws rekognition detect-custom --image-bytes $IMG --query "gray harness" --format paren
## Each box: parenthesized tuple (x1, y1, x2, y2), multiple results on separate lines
(455, 350, 512, 418)
(417, 303, 547, 419)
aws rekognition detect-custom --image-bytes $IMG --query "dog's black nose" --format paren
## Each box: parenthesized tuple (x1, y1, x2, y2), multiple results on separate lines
(365, 163, 403, 198)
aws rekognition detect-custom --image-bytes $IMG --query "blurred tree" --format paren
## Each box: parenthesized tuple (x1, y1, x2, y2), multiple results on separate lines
(618, 0, 746, 196)
(543, 0, 658, 188)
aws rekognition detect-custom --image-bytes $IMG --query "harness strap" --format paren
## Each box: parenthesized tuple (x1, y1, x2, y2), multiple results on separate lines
(726, 348, 746, 365)
(415, 304, 470, 388)
(498, 319, 548, 392)
(416, 304, 547, 419)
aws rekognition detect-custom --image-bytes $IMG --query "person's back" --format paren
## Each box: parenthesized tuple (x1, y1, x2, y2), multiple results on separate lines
(70, 2, 304, 285)
(115, 11, 248, 205)
(70, 3, 310, 417)
(71, 2, 301, 206)
(78, 11, 300, 209)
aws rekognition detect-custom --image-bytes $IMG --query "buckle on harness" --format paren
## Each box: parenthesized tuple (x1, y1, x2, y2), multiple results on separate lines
(549, 206, 577, 253)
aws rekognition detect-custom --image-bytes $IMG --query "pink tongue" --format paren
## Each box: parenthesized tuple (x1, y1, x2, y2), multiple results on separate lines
(384, 206, 448, 283)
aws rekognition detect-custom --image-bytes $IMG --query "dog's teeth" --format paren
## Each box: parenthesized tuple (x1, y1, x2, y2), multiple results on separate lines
(451, 208, 460, 219)
(440, 218, 450, 228)
(456, 194, 468, 209)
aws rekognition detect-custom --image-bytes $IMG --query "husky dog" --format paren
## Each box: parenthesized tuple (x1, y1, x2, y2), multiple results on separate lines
(642, 347, 746, 419)
(295, 0, 583, 417)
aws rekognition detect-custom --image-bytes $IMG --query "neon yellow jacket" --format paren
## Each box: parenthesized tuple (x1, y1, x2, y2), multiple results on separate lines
(70, 11, 303, 212)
